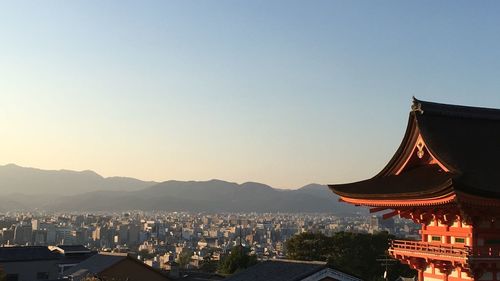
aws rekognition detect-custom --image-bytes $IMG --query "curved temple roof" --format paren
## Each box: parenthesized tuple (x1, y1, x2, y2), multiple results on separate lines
(330, 98, 500, 201)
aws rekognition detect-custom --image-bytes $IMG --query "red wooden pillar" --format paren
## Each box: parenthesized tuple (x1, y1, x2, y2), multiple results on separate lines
(412, 258, 427, 281)
(418, 269, 424, 281)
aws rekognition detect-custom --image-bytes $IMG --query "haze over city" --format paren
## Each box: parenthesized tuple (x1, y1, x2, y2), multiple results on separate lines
(2, 1, 500, 189)
(2, 2, 500, 281)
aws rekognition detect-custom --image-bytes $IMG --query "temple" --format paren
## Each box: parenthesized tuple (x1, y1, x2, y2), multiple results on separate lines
(329, 98, 500, 281)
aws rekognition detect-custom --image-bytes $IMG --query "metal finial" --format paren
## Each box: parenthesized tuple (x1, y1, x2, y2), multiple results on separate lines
(411, 97, 424, 114)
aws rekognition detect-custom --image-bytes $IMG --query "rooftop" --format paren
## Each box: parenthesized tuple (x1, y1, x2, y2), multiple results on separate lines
(0, 246, 60, 262)
(330, 98, 500, 202)
(223, 259, 326, 281)
(63, 252, 128, 276)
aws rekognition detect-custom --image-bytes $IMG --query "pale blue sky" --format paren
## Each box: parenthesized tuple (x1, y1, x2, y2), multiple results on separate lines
(1, 1, 500, 188)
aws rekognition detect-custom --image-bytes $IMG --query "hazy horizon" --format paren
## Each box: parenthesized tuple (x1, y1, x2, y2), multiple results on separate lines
(0, 162, 323, 190)
(2, 1, 500, 189)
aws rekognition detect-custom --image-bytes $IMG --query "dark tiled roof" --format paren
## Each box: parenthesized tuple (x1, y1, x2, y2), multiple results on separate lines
(54, 245, 92, 254)
(0, 246, 61, 262)
(178, 271, 225, 281)
(63, 253, 127, 276)
(414, 99, 500, 196)
(332, 164, 453, 199)
(223, 259, 326, 281)
(330, 98, 500, 199)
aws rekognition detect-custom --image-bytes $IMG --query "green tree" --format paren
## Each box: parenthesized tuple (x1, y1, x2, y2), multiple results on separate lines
(218, 246, 258, 274)
(177, 248, 194, 269)
(285, 231, 416, 281)
(285, 232, 335, 261)
(199, 254, 219, 273)
(137, 249, 156, 260)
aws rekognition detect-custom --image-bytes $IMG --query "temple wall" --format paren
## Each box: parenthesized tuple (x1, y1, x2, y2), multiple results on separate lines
(419, 219, 500, 281)
(423, 276, 442, 281)
(422, 265, 474, 281)
(422, 218, 472, 247)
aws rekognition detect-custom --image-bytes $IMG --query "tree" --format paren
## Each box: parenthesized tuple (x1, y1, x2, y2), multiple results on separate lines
(177, 248, 194, 269)
(285, 232, 335, 261)
(199, 253, 219, 273)
(218, 246, 258, 274)
(137, 249, 156, 260)
(285, 231, 416, 281)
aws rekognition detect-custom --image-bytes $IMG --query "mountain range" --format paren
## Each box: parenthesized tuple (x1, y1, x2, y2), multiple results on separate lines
(0, 164, 365, 214)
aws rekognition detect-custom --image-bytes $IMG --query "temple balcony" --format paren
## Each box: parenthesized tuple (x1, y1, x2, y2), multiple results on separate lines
(389, 240, 469, 263)
(389, 240, 500, 262)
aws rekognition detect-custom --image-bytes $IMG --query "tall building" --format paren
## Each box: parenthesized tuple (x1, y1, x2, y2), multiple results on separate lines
(118, 224, 129, 245)
(43, 223, 57, 245)
(330, 99, 500, 281)
(31, 219, 39, 231)
(128, 224, 140, 246)
(369, 216, 379, 234)
(13, 224, 32, 245)
(92, 226, 101, 241)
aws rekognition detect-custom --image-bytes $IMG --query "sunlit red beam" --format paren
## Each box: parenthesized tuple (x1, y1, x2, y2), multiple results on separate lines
(382, 210, 400, 219)
(370, 207, 388, 213)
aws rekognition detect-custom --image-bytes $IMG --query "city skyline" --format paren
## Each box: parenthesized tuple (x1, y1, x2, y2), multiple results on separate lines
(2, 1, 500, 188)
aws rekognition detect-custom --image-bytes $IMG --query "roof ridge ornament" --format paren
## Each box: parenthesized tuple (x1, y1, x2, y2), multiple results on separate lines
(411, 97, 424, 114)
(416, 138, 425, 159)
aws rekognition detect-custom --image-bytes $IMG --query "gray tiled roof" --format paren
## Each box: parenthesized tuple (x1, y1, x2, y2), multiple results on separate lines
(0, 246, 60, 262)
(223, 259, 326, 281)
(54, 245, 92, 253)
(63, 253, 127, 276)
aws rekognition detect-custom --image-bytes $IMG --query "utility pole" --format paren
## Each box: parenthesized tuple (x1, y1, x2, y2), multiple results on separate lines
(376, 255, 398, 281)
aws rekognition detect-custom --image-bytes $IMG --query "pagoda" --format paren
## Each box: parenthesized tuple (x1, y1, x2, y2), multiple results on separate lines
(329, 98, 500, 281)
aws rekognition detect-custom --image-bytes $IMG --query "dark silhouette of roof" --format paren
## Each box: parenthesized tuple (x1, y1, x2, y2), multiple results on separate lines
(51, 245, 92, 254)
(330, 98, 500, 199)
(0, 246, 60, 262)
(63, 252, 127, 276)
(223, 259, 326, 281)
(63, 252, 170, 280)
(178, 271, 225, 281)
(332, 164, 453, 199)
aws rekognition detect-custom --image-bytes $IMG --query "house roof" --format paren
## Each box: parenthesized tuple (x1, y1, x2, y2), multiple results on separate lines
(63, 252, 127, 276)
(50, 245, 92, 254)
(0, 246, 61, 262)
(179, 271, 226, 281)
(330, 98, 500, 201)
(64, 252, 171, 280)
(223, 259, 327, 281)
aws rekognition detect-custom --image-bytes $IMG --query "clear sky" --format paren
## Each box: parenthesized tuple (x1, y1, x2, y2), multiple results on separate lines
(1, 1, 500, 189)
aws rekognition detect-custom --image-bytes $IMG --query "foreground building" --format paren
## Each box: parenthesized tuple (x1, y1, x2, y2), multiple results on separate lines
(63, 252, 171, 281)
(223, 259, 362, 281)
(330, 98, 500, 281)
(0, 245, 95, 281)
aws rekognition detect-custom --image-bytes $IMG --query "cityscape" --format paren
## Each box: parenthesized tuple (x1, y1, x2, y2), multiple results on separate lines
(0, 211, 420, 257)
(0, 210, 419, 278)
(1, 1, 500, 281)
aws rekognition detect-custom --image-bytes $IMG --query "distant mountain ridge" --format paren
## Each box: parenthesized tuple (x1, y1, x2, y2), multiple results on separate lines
(0, 164, 156, 195)
(0, 164, 365, 215)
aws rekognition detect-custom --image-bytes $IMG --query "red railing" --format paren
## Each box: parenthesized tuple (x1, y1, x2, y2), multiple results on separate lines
(390, 240, 469, 258)
(390, 240, 500, 259)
